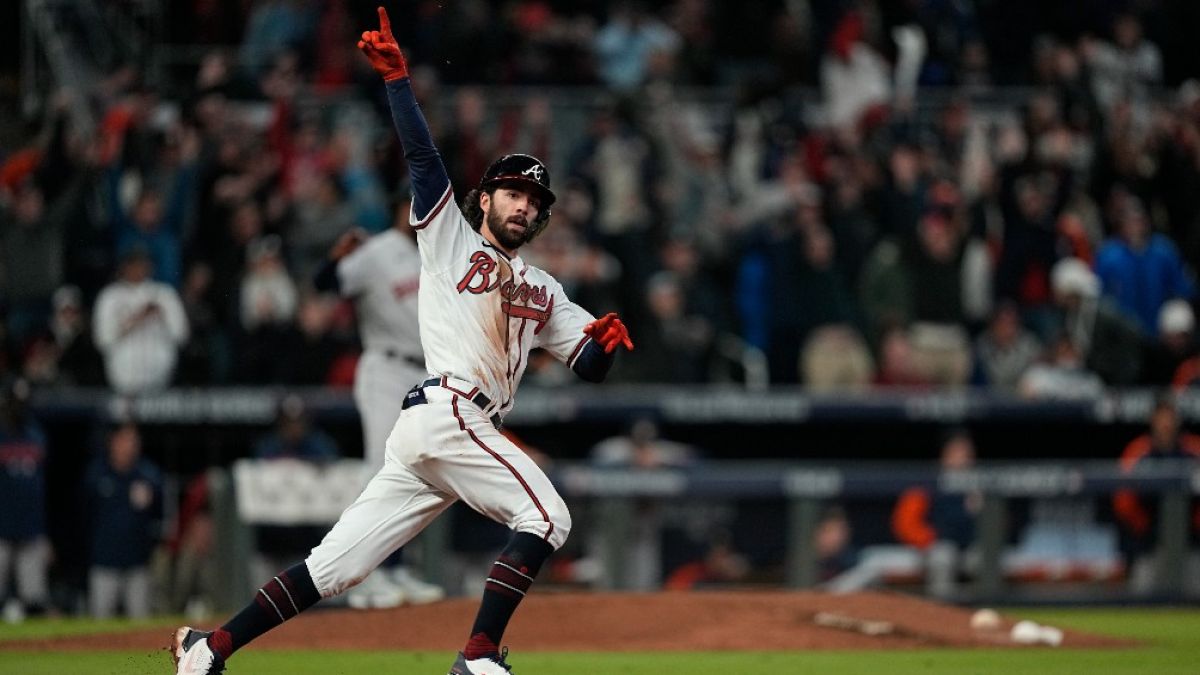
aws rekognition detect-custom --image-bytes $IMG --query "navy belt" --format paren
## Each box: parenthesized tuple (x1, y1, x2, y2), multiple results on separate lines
(403, 376, 502, 429)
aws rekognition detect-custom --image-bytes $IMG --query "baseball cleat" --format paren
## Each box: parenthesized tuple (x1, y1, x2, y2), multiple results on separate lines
(346, 569, 407, 609)
(171, 627, 224, 674)
(390, 566, 446, 605)
(449, 647, 514, 674)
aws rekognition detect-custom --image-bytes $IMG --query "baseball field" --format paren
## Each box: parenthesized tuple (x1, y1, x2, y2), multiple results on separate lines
(1, 592, 1197, 674)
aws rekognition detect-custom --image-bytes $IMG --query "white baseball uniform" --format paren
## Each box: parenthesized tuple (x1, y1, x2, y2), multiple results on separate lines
(337, 228, 426, 472)
(306, 183, 597, 600)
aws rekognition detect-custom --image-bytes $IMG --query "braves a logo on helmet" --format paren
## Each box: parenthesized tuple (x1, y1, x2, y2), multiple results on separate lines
(521, 164, 544, 181)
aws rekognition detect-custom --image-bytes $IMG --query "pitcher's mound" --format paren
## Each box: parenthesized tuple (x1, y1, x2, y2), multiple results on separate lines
(5, 591, 1131, 652)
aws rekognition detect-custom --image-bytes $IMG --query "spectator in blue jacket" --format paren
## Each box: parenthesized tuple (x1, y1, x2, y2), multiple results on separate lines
(106, 128, 200, 288)
(85, 422, 163, 619)
(0, 378, 51, 621)
(1095, 200, 1196, 337)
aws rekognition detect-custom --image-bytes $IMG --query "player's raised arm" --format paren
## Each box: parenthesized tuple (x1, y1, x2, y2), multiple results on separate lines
(358, 6, 450, 223)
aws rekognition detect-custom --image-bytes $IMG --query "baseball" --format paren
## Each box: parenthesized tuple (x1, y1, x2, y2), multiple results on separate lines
(970, 608, 1001, 631)
(1010, 620, 1042, 644)
(1038, 625, 1064, 647)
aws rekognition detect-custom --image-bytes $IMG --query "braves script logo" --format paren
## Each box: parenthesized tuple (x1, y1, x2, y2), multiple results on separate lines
(521, 164, 544, 181)
(456, 251, 553, 331)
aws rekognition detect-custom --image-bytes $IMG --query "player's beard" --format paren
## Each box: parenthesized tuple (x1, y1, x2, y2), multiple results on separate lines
(485, 207, 530, 251)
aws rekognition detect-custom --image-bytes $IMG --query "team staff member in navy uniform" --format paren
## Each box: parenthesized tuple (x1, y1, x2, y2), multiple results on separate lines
(0, 378, 51, 620)
(86, 422, 163, 619)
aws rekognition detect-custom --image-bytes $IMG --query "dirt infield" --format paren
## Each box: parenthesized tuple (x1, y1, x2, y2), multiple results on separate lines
(2, 591, 1130, 652)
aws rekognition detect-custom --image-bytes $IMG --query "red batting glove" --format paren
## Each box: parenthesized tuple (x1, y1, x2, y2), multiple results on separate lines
(357, 7, 409, 82)
(583, 313, 634, 354)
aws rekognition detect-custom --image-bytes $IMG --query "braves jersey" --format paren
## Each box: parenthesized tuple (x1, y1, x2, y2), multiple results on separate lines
(337, 229, 422, 356)
(411, 187, 596, 417)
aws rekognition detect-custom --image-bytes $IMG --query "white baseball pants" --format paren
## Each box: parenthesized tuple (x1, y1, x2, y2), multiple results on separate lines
(305, 382, 571, 598)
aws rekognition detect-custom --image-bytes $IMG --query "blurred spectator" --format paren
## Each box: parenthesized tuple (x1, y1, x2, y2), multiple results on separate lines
(1112, 394, 1200, 595)
(85, 422, 163, 619)
(235, 235, 299, 384)
(1094, 200, 1195, 337)
(238, 1, 316, 76)
(1050, 256, 1144, 386)
(1085, 13, 1163, 112)
(814, 506, 859, 584)
(872, 324, 929, 387)
(290, 172, 355, 282)
(662, 538, 750, 591)
(801, 325, 875, 391)
(626, 271, 714, 383)
(738, 212, 859, 384)
(571, 102, 660, 321)
(907, 182, 992, 327)
(1143, 300, 1197, 386)
(92, 248, 190, 394)
(105, 127, 200, 289)
(995, 158, 1072, 316)
(1018, 332, 1106, 399)
(275, 294, 353, 386)
(891, 429, 982, 598)
(176, 263, 228, 385)
(859, 239, 912, 345)
(915, 0, 982, 87)
(0, 173, 87, 345)
(237, 235, 296, 329)
(21, 286, 105, 387)
(207, 200, 268, 328)
(820, 10, 891, 130)
(593, 2, 681, 92)
(974, 301, 1043, 390)
(252, 395, 338, 463)
(0, 379, 50, 621)
(878, 143, 927, 245)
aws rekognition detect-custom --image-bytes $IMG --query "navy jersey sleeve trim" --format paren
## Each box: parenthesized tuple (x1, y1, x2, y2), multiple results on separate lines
(385, 78, 451, 221)
(570, 338, 615, 383)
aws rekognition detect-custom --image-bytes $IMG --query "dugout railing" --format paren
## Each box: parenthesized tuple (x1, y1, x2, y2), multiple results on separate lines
(29, 385, 1200, 609)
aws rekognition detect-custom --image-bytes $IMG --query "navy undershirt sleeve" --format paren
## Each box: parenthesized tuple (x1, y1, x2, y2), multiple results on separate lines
(384, 78, 451, 219)
(571, 340, 616, 383)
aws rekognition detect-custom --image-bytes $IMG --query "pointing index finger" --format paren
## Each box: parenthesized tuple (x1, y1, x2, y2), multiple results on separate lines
(377, 6, 394, 40)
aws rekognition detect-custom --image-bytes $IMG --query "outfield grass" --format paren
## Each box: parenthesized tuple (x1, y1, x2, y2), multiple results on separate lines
(0, 608, 1196, 675)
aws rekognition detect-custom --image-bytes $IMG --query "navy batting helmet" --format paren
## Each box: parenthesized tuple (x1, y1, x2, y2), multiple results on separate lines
(479, 153, 557, 240)
(479, 153, 556, 209)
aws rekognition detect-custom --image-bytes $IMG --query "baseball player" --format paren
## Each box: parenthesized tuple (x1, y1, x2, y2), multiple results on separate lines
(172, 7, 633, 675)
(315, 213, 446, 609)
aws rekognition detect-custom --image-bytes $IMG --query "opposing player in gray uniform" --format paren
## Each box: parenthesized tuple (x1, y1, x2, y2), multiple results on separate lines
(315, 216, 445, 608)
(172, 7, 633, 675)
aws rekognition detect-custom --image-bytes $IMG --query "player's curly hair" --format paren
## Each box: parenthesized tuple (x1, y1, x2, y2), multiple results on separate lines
(461, 188, 486, 232)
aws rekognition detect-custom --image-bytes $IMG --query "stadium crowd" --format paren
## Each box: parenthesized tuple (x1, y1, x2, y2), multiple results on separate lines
(3, 1, 1200, 394)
